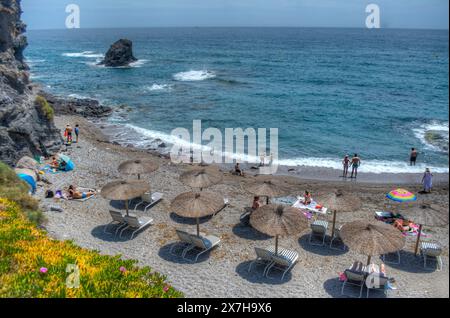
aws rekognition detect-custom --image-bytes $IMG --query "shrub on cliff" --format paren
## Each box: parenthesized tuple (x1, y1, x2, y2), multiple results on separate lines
(35, 95, 54, 121)
(0, 199, 183, 298)
(0, 161, 42, 224)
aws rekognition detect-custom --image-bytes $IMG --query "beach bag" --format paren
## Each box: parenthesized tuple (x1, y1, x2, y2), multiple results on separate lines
(45, 190, 54, 198)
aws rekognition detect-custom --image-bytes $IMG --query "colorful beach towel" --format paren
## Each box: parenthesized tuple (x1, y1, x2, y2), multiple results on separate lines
(374, 211, 430, 238)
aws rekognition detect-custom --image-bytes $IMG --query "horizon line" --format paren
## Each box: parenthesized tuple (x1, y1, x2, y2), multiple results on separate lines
(26, 25, 450, 32)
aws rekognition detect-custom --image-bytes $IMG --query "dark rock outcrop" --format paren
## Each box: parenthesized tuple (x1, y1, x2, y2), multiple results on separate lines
(39, 91, 113, 118)
(0, 0, 63, 165)
(99, 39, 137, 67)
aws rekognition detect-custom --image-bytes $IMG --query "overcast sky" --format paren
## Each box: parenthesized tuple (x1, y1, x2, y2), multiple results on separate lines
(22, 0, 449, 30)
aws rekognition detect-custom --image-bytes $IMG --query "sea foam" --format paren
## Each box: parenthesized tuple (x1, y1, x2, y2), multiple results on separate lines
(173, 70, 216, 81)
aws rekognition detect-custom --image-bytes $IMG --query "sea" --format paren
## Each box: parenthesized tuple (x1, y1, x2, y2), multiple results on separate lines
(25, 27, 449, 174)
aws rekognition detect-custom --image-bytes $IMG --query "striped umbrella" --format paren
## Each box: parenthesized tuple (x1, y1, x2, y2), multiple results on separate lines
(386, 188, 416, 203)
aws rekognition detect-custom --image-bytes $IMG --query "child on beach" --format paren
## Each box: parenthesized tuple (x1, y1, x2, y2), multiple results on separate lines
(342, 155, 350, 177)
(64, 124, 73, 144)
(410, 148, 418, 166)
(350, 154, 361, 178)
(74, 124, 80, 143)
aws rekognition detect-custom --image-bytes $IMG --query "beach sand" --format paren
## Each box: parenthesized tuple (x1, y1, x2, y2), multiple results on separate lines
(35, 114, 449, 298)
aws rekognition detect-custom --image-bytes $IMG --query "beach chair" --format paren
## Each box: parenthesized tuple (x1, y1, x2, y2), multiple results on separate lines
(183, 234, 221, 262)
(421, 242, 443, 270)
(329, 225, 346, 250)
(341, 264, 366, 298)
(134, 192, 163, 212)
(169, 229, 195, 257)
(309, 220, 328, 246)
(264, 248, 299, 280)
(104, 210, 128, 235)
(248, 247, 275, 276)
(365, 273, 390, 298)
(119, 215, 153, 239)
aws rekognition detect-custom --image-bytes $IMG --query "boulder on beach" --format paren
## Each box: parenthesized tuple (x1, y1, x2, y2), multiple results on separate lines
(98, 39, 137, 67)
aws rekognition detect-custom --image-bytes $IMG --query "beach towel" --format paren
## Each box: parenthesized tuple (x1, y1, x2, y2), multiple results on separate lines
(374, 211, 430, 237)
(292, 197, 328, 215)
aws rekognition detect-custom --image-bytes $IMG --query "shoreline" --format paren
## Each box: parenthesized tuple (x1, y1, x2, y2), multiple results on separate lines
(35, 113, 449, 298)
(70, 112, 449, 186)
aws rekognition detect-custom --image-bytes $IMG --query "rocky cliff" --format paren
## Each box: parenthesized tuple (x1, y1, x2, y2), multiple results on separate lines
(0, 0, 63, 165)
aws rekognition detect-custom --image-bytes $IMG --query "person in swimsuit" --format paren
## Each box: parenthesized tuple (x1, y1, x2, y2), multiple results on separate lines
(68, 185, 95, 200)
(252, 196, 262, 210)
(342, 155, 350, 178)
(350, 154, 361, 178)
(410, 148, 418, 166)
(50, 156, 59, 169)
(74, 124, 80, 143)
(235, 163, 244, 176)
(303, 191, 312, 205)
(65, 124, 73, 144)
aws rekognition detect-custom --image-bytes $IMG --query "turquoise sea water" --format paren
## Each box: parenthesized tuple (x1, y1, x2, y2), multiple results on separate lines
(26, 28, 449, 173)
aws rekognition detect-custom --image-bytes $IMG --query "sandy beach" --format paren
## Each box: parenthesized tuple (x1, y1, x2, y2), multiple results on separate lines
(35, 114, 449, 298)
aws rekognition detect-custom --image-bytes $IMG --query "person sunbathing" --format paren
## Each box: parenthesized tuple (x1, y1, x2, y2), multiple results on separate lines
(68, 185, 95, 200)
(252, 196, 262, 210)
(303, 191, 312, 205)
(49, 157, 59, 169)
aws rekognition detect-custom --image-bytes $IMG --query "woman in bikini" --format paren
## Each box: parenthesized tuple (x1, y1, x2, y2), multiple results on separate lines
(68, 185, 95, 200)
(303, 191, 312, 205)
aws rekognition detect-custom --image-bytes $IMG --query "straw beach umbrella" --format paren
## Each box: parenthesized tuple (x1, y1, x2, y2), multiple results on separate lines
(250, 204, 309, 255)
(401, 203, 449, 256)
(171, 191, 224, 236)
(101, 180, 150, 216)
(340, 220, 405, 265)
(118, 159, 159, 180)
(245, 179, 289, 204)
(180, 167, 223, 190)
(316, 189, 362, 238)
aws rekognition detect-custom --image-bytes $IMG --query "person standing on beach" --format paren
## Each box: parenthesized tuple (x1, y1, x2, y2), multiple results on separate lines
(74, 124, 80, 143)
(422, 168, 433, 193)
(410, 148, 418, 166)
(64, 124, 73, 144)
(350, 154, 361, 178)
(342, 155, 350, 177)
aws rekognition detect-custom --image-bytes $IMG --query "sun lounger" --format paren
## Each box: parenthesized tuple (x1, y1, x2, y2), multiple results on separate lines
(309, 220, 328, 246)
(183, 234, 221, 262)
(329, 225, 346, 250)
(134, 192, 163, 212)
(248, 247, 275, 276)
(365, 273, 391, 298)
(169, 229, 195, 257)
(421, 242, 443, 270)
(119, 215, 153, 239)
(264, 247, 299, 280)
(341, 262, 366, 298)
(104, 210, 128, 235)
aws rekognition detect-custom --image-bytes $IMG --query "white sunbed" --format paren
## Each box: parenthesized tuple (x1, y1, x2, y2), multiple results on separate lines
(119, 215, 154, 239)
(169, 229, 195, 257)
(104, 210, 128, 235)
(248, 247, 275, 276)
(134, 192, 163, 212)
(183, 233, 221, 262)
(265, 246, 299, 280)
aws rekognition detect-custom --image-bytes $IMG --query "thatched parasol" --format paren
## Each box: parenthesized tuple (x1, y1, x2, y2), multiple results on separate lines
(101, 180, 150, 215)
(400, 202, 449, 255)
(250, 204, 309, 255)
(316, 189, 362, 238)
(340, 220, 405, 265)
(245, 179, 290, 204)
(118, 159, 159, 180)
(180, 167, 223, 190)
(170, 191, 224, 236)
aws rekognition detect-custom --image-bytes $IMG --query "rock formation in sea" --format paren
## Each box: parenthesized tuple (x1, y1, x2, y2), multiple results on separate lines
(0, 0, 63, 165)
(99, 39, 138, 67)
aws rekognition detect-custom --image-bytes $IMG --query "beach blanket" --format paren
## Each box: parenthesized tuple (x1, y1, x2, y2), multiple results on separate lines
(374, 211, 430, 237)
(293, 197, 328, 216)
